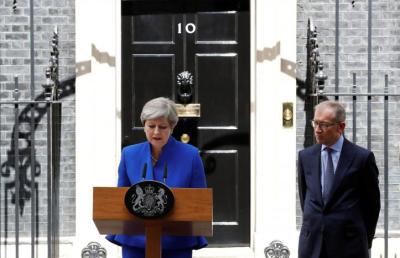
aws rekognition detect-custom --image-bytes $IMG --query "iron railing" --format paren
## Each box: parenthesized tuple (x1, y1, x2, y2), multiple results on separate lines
(0, 0, 62, 257)
(304, 17, 400, 258)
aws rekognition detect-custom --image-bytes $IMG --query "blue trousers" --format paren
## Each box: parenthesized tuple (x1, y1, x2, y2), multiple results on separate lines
(122, 246, 192, 258)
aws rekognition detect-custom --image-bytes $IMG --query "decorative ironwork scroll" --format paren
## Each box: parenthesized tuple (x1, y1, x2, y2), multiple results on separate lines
(12, 0, 17, 12)
(42, 27, 60, 100)
(302, 18, 329, 147)
(306, 18, 328, 96)
(264, 240, 290, 258)
(81, 242, 107, 258)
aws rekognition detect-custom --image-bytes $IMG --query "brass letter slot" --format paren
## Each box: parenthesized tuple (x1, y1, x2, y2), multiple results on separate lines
(175, 103, 201, 118)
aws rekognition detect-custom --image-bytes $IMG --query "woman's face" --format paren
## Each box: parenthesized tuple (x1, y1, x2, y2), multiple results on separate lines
(144, 117, 172, 151)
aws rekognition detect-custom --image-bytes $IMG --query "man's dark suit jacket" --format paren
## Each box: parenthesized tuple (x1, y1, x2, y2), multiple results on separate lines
(298, 138, 380, 258)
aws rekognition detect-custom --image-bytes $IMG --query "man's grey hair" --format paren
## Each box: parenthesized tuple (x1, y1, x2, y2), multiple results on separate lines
(140, 97, 179, 127)
(315, 100, 346, 122)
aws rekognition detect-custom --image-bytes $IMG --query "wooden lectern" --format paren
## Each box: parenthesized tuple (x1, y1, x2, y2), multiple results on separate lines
(93, 187, 213, 258)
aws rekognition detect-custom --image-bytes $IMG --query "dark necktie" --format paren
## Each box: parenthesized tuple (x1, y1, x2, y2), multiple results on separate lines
(322, 147, 334, 204)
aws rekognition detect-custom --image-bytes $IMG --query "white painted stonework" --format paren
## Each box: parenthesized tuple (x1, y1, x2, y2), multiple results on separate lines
(74, 0, 298, 257)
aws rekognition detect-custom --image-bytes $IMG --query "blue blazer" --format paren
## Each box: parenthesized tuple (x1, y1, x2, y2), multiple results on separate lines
(106, 137, 208, 250)
(298, 138, 380, 258)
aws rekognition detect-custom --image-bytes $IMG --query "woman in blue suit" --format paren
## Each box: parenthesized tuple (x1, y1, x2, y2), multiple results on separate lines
(106, 97, 208, 258)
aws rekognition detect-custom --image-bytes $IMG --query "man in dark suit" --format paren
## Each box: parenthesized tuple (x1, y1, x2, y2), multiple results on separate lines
(298, 100, 381, 258)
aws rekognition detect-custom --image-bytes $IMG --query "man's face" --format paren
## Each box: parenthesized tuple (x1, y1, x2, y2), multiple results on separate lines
(313, 108, 345, 146)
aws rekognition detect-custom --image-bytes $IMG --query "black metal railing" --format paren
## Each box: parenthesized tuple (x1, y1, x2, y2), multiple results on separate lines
(0, 0, 62, 256)
(302, 18, 328, 148)
(311, 73, 400, 258)
(0, 78, 61, 258)
(303, 17, 400, 258)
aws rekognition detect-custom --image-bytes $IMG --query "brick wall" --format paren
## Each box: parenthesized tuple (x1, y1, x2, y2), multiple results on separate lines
(297, 0, 400, 234)
(0, 0, 75, 238)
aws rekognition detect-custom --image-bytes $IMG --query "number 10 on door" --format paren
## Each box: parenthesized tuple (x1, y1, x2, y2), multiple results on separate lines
(177, 23, 196, 34)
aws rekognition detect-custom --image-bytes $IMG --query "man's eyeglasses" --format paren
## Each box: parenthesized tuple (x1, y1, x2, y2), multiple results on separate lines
(310, 120, 338, 130)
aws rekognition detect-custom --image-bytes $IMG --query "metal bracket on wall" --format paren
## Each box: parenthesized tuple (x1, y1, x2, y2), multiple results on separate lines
(264, 240, 290, 258)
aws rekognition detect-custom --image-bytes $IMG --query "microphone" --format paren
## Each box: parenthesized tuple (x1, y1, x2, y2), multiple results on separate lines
(141, 163, 147, 180)
(163, 162, 168, 184)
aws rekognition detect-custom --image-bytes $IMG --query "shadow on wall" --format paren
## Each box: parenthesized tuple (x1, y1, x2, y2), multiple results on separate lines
(0, 76, 75, 243)
(0, 42, 111, 234)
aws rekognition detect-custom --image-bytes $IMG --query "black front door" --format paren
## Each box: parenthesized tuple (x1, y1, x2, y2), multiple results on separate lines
(121, 0, 250, 246)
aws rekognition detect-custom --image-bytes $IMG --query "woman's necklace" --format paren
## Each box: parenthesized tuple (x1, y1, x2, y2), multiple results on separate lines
(151, 149, 160, 164)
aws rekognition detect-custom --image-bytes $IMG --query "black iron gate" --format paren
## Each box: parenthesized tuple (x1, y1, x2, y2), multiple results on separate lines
(0, 1, 62, 257)
(300, 18, 400, 258)
(0, 78, 61, 258)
